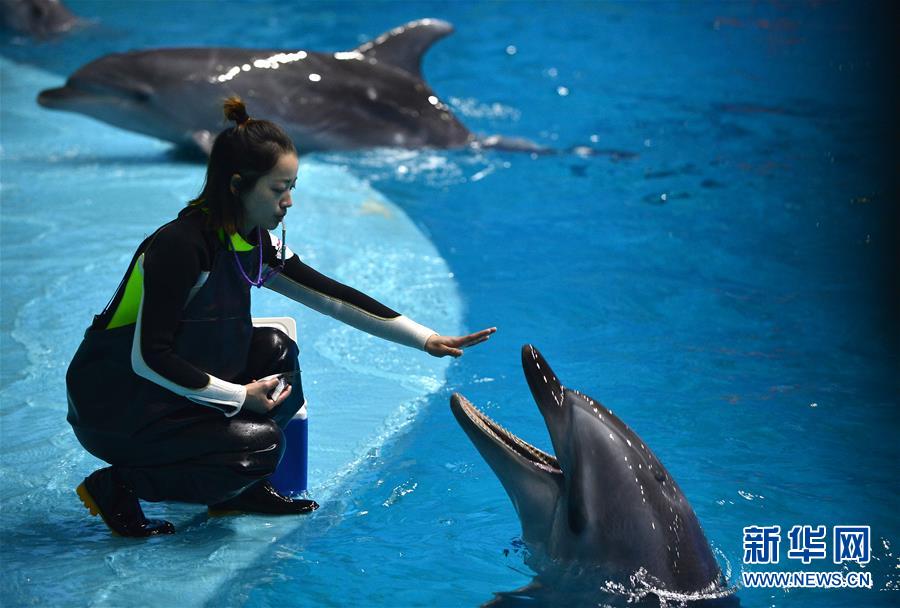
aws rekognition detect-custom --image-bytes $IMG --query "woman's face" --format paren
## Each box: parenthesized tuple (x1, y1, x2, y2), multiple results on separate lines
(240, 152, 299, 232)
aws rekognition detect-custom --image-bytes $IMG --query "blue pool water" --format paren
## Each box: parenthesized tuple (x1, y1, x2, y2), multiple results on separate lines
(1, 1, 897, 607)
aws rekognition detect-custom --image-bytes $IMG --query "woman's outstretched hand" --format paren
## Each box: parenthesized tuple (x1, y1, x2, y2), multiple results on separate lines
(425, 327, 496, 358)
(243, 377, 293, 415)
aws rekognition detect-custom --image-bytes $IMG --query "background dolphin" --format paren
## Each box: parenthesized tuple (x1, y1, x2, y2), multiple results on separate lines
(0, 0, 78, 38)
(450, 345, 729, 599)
(37, 18, 547, 155)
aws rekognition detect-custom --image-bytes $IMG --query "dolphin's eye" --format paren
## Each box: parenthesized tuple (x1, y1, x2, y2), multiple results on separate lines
(653, 467, 666, 483)
(129, 88, 152, 103)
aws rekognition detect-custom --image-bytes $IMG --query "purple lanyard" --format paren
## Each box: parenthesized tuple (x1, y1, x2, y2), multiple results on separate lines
(230, 226, 285, 288)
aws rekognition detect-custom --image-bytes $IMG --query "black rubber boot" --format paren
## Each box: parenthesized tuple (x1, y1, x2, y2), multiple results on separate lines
(208, 481, 318, 516)
(76, 467, 175, 537)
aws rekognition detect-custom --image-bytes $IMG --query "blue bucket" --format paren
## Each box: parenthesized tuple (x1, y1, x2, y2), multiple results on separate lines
(270, 404, 308, 496)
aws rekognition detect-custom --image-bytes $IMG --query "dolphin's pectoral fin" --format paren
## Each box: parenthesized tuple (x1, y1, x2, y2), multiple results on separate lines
(189, 130, 214, 155)
(353, 18, 454, 79)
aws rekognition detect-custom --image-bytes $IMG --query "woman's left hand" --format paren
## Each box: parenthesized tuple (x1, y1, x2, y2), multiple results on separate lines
(425, 327, 496, 358)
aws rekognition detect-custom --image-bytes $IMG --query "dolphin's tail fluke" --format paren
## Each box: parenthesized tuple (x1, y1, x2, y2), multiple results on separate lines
(473, 136, 639, 160)
(472, 135, 555, 155)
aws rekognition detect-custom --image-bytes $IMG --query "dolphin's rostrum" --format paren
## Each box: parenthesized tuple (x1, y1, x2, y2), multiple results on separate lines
(450, 345, 728, 597)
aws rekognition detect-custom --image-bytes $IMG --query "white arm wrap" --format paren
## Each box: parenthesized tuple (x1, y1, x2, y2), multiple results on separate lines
(131, 258, 247, 416)
(265, 272, 437, 350)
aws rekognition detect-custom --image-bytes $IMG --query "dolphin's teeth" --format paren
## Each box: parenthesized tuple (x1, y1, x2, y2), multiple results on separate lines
(459, 396, 561, 473)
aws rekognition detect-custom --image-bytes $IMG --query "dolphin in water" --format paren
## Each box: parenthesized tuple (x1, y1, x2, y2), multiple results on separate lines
(1, 0, 78, 38)
(450, 345, 729, 600)
(37, 18, 546, 155)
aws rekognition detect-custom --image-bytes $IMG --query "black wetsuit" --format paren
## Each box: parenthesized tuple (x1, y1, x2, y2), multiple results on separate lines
(66, 206, 435, 505)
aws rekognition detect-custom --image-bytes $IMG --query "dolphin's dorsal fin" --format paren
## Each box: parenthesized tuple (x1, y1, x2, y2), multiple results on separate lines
(353, 18, 453, 79)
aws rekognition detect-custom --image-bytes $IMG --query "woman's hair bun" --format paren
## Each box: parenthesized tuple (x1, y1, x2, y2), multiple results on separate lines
(223, 96, 251, 126)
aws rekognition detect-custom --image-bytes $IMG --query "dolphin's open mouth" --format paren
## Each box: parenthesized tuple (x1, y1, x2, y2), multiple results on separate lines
(451, 393, 562, 475)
